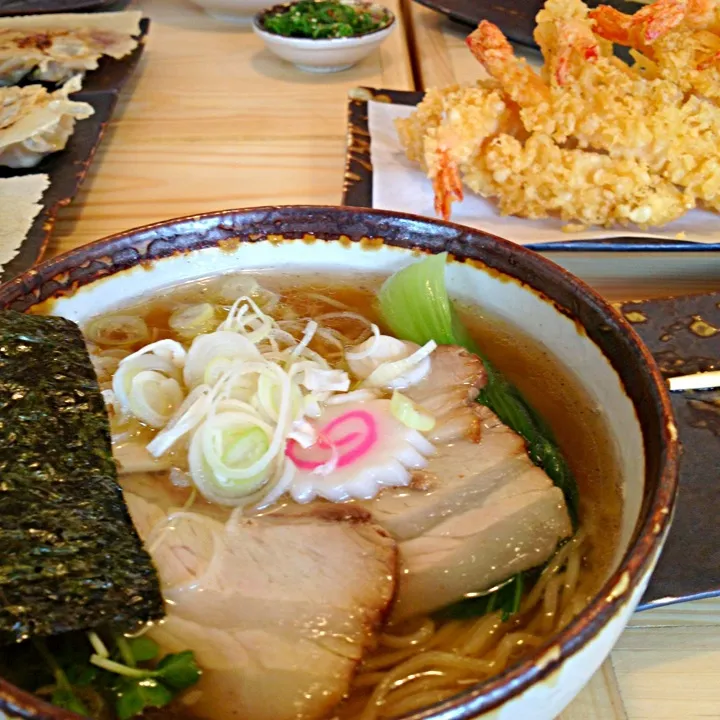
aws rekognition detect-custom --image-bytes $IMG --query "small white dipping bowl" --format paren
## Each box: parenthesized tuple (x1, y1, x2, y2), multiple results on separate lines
(253, 1, 395, 73)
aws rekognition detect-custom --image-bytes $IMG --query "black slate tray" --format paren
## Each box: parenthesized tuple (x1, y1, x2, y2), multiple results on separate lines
(343, 87, 720, 253)
(0, 0, 127, 16)
(0, 18, 149, 283)
(617, 293, 720, 609)
(0, 91, 117, 283)
(411, 0, 640, 49)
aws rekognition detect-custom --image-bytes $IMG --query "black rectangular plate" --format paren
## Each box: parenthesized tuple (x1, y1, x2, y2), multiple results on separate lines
(411, 0, 640, 49)
(0, 91, 117, 283)
(343, 87, 720, 253)
(0, 0, 124, 15)
(619, 293, 720, 610)
(0, 18, 149, 283)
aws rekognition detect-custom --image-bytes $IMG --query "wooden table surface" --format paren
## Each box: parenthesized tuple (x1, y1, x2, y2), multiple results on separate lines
(48, 0, 720, 717)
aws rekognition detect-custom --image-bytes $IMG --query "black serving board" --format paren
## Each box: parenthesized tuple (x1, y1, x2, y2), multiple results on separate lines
(0, 18, 149, 283)
(343, 87, 720, 253)
(617, 293, 720, 610)
(0, 0, 127, 16)
(411, 0, 641, 49)
(0, 91, 117, 283)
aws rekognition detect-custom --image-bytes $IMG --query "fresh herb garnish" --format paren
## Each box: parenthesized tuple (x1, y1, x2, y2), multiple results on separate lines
(263, 0, 388, 39)
(1, 631, 201, 720)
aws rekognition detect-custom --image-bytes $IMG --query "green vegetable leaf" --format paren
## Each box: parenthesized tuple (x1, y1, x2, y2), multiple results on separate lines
(379, 252, 457, 346)
(65, 663, 98, 688)
(156, 651, 202, 690)
(51, 686, 90, 716)
(114, 678, 173, 720)
(127, 636, 160, 664)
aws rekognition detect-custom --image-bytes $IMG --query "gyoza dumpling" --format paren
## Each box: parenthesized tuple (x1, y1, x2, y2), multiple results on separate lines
(0, 11, 142, 86)
(0, 78, 93, 168)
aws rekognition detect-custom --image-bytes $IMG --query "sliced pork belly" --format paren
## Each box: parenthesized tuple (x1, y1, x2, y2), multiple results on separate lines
(122, 474, 397, 720)
(359, 344, 572, 622)
(403, 345, 487, 443)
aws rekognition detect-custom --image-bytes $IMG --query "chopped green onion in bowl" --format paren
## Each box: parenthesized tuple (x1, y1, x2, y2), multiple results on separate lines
(260, 0, 392, 39)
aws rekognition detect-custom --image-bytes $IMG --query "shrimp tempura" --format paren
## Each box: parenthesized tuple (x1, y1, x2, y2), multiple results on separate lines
(591, 0, 720, 105)
(396, 0, 720, 228)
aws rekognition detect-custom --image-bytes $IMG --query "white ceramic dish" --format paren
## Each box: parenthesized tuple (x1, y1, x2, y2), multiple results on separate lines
(0, 205, 678, 720)
(252, 2, 395, 72)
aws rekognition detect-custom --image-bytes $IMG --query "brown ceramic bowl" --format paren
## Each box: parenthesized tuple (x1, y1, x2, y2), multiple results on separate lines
(0, 206, 678, 720)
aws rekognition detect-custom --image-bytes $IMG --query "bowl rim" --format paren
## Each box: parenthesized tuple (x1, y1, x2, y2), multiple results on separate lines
(0, 205, 679, 720)
(252, 0, 395, 42)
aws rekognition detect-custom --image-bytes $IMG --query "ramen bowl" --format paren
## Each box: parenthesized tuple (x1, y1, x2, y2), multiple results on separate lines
(0, 206, 678, 720)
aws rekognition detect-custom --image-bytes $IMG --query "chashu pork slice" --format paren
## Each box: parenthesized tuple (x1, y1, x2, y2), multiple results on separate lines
(359, 345, 572, 622)
(122, 474, 397, 720)
(404, 344, 487, 444)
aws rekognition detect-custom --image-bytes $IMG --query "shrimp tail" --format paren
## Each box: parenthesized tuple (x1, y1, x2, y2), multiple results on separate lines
(590, 0, 688, 47)
(466, 21, 550, 104)
(466, 21, 515, 77)
(431, 146, 464, 221)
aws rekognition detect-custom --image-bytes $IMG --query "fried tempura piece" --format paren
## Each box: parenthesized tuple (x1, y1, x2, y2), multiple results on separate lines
(397, 84, 521, 217)
(464, 133, 693, 227)
(397, 0, 720, 228)
(591, 0, 720, 105)
(469, 7, 720, 210)
(397, 84, 694, 227)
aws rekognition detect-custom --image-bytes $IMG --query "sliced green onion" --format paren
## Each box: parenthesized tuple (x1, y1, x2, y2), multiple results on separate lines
(222, 426, 270, 467)
(184, 331, 262, 387)
(128, 371, 184, 429)
(169, 303, 218, 339)
(362, 340, 436, 389)
(86, 315, 149, 347)
(391, 391, 436, 432)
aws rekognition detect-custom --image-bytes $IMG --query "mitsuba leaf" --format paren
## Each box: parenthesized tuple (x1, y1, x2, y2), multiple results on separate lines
(114, 678, 173, 720)
(156, 651, 202, 690)
(51, 686, 90, 716)
(127, 636, 160, 664)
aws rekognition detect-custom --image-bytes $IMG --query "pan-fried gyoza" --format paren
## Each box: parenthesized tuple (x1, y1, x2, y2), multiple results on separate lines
(0, 10, 142, 86)
(0, 77, 93, 167)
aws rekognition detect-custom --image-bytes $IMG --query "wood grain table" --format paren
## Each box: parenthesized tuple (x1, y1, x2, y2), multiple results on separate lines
(47, 0, 720, 718)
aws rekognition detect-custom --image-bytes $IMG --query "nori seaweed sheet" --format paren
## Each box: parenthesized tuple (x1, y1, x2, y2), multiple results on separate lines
(0, 311, 164, 645)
